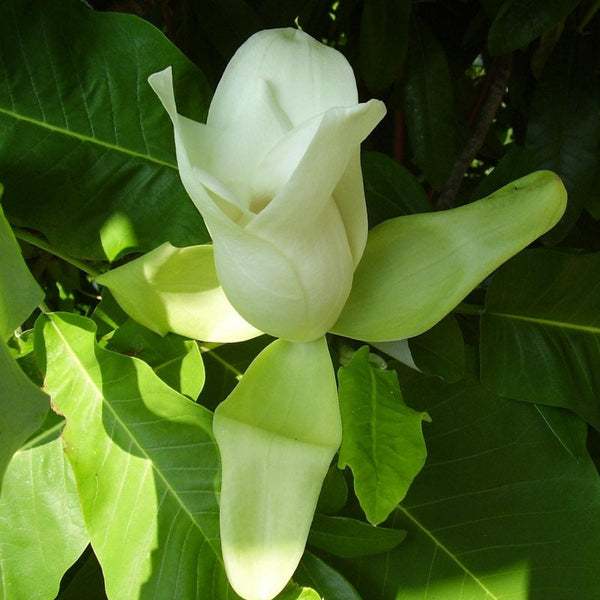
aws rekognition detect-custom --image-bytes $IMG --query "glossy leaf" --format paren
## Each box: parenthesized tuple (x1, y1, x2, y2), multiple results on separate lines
(525, 26, 600, 242)
(402, 18, 455, 189)
(361, 151, 431, 227)
(335, 362, 600, 599)
(0, 192, 44, 339)
(0, 197, 48, 485)
(295, 552, 363, 600)
(97, 242, 261, 343)
(0, 422, 88, 600)
(359, 0, 411, 92)
(480, 249, 600, 430)
(488, 0, 583, 55)
(213, 337, 342, 600)
(0, 0, 211, 260)
(106, 318, 205, 399)
(337, 347, 428, 525)
(308, 515, 406, 558)
(332, 171, 567, 342)
(36, 312, 237, 600)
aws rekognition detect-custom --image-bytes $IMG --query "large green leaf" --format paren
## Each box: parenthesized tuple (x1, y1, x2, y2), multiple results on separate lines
(480, 249, 600, 429)
(0, 420, 88, 600)
(524, 26, 600, 242)
(0, 0, 211, 261)
(0, 196, 48, 485)
(359, 0, 411, 92)
(402, 18, 456, 190)
(337, 347, 428, 525)
(488, 0, 583, 55)
(0, 190, 44, 339)
(335, 362, 600, 599)
(36, 312, 238, 600)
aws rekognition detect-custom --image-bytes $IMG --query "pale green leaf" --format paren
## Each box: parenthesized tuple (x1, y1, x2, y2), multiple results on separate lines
(0, 421, 88, 600)
(36, 312, 237, 600)
(332, 171, 567, 342)
(213, 337, 341, 600)
(337, 347, 428, 525)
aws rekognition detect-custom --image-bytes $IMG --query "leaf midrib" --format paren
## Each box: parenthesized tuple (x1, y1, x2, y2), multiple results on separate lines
(486, 309, 600, 334)
(0, 106, 178, 170)
(396, 504, 499, 599)
(47, 315, 223, 566)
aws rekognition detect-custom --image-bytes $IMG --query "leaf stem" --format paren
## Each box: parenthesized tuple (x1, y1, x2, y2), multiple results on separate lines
(13, 227, 102, 278)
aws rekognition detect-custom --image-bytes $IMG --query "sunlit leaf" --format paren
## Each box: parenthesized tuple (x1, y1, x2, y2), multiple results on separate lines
(36, 312, 237, 600)
(0, 420, 88, 600)
(337, 346, 428, 525)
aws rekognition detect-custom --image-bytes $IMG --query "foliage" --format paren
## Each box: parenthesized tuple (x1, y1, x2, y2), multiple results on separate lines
(1, 0, 600, 599)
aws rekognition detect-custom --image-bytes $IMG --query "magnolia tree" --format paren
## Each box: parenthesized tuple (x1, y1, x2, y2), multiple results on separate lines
(1, 2, 600, 600)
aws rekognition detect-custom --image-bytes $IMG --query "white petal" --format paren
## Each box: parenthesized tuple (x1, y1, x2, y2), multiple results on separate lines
(208, 28, 358, 130)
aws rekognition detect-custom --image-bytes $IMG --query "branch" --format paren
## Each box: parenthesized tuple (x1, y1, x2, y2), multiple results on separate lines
(436, 53, 512, 211)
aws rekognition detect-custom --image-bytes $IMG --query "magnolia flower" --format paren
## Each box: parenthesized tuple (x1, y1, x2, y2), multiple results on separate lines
(147, 29, 386, 343)
(97, 27, 567, 600)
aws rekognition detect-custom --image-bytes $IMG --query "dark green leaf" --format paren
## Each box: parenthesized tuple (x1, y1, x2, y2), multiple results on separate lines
(471, 144, 536, 201)
(336, 363, 600, 599)
(106, 318, 205, 399)
(488, 0, 583, 55)
(0, 194, 43, 339)
(295, 552, 363, 600)
(316, 465, 348, 515)
(359, 0, 411, 92)
(309, 514, 406, 558)
(402, 18, 456, 189)
(362, 151, 431, 227)
(480, 249, 600, 429)
(199, 337, 271, 411)
(57, 547, 108, 600)
(535, 404, 588, 460)
(525, 26, 600, 242)
(408, 315, 465, 382)
(0, 0, 211, 261)
(337, 347, 428, 525)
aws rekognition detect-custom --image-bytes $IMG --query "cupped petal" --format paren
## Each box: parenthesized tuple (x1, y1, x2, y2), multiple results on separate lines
(209, 28, 358, 131)
(213, 337, 341, 600)
(211, 197, 354, 342)
(96, 242, 262, 343)
(332, 171, 567, 341)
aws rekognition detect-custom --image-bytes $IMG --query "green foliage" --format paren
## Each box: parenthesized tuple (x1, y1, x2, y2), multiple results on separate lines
(338, 347, 428, 525)
(1, 0, 600, 599)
